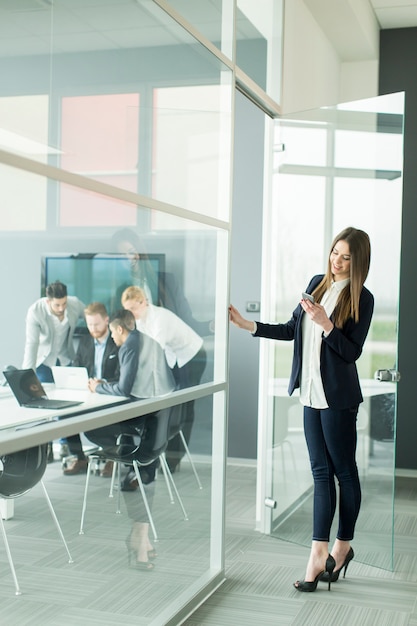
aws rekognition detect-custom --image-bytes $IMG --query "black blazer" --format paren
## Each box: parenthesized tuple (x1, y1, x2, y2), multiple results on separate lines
(73, 334, 119, 381)
(254, 274, 374, 410)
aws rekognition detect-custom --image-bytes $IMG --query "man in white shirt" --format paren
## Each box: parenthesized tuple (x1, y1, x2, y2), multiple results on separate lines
(22, 281, 85, 462)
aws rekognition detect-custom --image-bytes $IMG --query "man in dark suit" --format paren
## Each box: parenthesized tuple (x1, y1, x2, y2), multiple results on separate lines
(63, 302, 119, 475)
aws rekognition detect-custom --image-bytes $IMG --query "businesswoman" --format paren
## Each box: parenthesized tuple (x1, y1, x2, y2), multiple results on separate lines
(229, 226, 374, 592)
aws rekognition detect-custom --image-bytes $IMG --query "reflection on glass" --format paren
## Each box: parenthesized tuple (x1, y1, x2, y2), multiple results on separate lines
(0, 0, 232, 618)
(0, 162, 47, 230)
(0, 171, 226, 621)
(267, 93, 404, 571)
(0, 95, 51, 164)
(152, 85, 232, 221)
(166, 0, 233, 57)
(59, 93, 140, 222)
(236, 0, 283, 102)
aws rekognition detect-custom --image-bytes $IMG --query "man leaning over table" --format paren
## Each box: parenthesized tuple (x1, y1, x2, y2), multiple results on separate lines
(22, 280, 85, 462)
(22, 280, 85, 382)
(63, 302, 119, 476)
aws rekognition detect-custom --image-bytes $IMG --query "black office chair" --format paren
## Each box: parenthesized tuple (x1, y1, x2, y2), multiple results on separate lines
(0, 444, 73, 595)
(79, 408, 189, 542)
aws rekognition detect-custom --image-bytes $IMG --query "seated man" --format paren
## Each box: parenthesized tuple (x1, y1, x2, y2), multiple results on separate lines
(86, 308, 176, 489)
(63, 302, 119, 475)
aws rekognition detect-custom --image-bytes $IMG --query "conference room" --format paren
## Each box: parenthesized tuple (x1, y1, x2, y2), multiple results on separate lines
(0, 1, 231, 617)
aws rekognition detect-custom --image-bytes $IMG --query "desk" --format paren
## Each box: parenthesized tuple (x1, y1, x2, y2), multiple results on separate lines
(0, 385, 130, 519)
(0, 385, 129, 431)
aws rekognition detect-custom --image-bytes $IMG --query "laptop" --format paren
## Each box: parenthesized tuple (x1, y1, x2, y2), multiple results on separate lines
(52, 366, 89, 390)
(3, 368, 83, 410)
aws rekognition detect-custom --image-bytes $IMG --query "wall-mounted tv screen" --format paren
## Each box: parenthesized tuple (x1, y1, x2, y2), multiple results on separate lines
(41, 253, 165, 328)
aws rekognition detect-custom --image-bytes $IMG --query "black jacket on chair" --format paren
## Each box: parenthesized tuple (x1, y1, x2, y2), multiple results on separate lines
(254, 274, 374, 410)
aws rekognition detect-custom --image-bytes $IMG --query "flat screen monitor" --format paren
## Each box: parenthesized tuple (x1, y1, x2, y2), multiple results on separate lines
(41, 253, 165, 326)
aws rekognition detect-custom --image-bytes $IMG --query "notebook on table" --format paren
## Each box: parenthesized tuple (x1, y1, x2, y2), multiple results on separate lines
(51, 366, 89, 390)
(3, 368, 83, 410)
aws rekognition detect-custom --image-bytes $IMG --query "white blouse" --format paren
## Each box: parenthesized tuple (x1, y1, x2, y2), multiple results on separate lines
(135, 304, 203, 368)
(300, 278, 350, 409)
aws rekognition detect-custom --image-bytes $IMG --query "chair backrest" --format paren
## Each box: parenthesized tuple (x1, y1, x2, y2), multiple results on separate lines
(138, 408, 171, 464)
(0, 444, 48, 498)
(168, 404, 184, 440)
(102, 408, 172, 465)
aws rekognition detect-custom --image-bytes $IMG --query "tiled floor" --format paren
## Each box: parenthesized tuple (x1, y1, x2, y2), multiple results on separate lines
(183, 470, 417, 625)
(1, 452, 416, 625)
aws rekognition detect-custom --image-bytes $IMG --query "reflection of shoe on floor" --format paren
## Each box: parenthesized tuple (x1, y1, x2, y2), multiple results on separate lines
(63, 459, 88, 475)
(101, 461, 114, 477)
(121, 470, 139, 492)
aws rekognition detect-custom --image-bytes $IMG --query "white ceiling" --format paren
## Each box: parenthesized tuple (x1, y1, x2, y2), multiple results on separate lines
(0, 0, 416, 60)
(370, 0, 417, 29)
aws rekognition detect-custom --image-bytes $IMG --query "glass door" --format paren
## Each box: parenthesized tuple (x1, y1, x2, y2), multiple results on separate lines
(260, 92, 404, 571)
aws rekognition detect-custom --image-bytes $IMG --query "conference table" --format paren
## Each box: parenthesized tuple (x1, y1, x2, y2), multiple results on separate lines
(0, 383, 132, 520)
(0, 378, 194, 518)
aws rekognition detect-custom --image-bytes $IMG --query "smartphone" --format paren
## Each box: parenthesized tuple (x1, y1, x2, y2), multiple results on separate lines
(301, 292, 315, 304)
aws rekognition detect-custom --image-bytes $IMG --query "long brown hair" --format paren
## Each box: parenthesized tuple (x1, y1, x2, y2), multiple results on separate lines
(312, 227, 371, 327)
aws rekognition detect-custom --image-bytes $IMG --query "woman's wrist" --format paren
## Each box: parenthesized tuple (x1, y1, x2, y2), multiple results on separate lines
(322, 322, 334, 337)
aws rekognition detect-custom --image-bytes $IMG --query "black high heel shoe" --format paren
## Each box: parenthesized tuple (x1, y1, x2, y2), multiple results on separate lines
(293, 554, 335, 592)
(320, 547, 354, 583)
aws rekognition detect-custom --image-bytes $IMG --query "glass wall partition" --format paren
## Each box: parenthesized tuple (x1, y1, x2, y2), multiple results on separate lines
(236, 0, 284, 103)
(258, 93, 404, 572)
(0, 0, 234, 622)
(163, 0, 234, 59)
(0, 152, 229, 623)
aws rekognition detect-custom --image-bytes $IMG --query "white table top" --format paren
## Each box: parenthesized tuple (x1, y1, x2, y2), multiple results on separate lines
(0, 384, 128, 431)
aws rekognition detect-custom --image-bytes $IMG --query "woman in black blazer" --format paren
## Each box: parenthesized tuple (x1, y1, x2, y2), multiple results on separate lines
(229, 227, 373, 592)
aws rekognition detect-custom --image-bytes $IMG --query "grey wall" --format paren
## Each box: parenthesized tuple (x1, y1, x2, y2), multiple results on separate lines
(379, 27, 417, 470)
(228, 91, 265, 459)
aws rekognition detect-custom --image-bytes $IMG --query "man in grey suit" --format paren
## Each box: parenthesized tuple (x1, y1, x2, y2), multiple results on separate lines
(22, 280, 85, 383)
(22, 280, 85, 463)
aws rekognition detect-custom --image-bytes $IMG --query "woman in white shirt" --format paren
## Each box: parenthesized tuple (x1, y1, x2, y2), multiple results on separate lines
(229, 227, 374, 593)
(122, 286, 207, 472)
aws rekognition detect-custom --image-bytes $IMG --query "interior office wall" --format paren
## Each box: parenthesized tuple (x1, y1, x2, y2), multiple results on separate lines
(339, 59, 379, 103)
(379, 27, 417, 471)
(281, 0, 342, 114)
(281, 0, 379, 115)
(228, 91, 264, 459)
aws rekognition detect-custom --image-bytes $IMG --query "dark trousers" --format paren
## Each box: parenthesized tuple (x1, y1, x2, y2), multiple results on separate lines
(303, 405, 361, 542)
(166, 346, 207, 469)
(85, 416, 147, 450)
(66, 434, 85, 459)
(36, 363, 54, 382)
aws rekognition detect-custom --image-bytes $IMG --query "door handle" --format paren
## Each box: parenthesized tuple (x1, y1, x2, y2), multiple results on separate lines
(374, 369, 401, 382)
